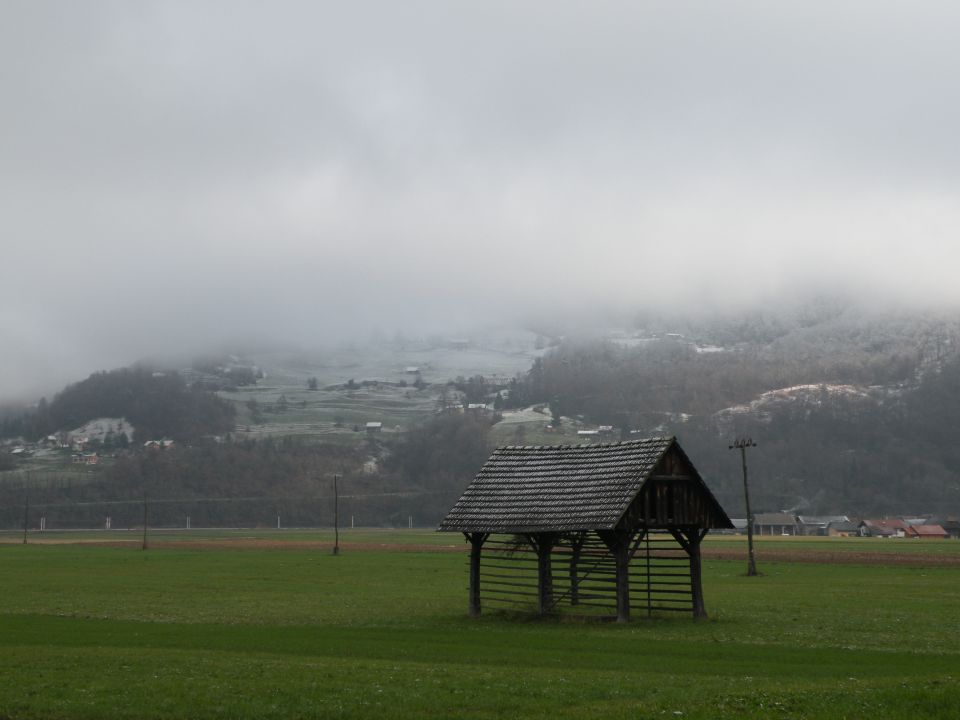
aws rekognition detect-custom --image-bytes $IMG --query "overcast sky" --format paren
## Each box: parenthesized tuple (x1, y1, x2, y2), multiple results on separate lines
(3, 1, 960, 400)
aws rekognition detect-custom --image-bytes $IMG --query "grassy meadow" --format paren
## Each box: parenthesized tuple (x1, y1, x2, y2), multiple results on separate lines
(1, 533, 959, 719)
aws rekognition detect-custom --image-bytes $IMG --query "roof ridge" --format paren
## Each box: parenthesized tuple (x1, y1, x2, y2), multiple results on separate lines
(494, 436, 673, 453)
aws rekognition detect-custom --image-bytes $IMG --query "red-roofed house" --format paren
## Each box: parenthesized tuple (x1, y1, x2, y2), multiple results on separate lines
(904, 524, 949, 539)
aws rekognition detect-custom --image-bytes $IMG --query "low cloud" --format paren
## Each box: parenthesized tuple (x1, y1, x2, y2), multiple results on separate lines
(3, 1, 960, 400)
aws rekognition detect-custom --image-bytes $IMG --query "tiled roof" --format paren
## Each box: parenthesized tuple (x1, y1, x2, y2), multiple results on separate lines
(439, 437, 728, 533)
(754, 513, 797, 525)
(827, 520, 858, 532)
(906, 524, 948, 537)
(862, 518, 908, 531)
(798, 515, 849, 525)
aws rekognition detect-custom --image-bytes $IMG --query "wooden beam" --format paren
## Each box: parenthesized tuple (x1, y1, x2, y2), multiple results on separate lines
(569, 532, 586, 606)
(668, 528, 691, 554)
(685, 529, 707, 620)
(532, 533, 557, 616)
(466, 532, 488, 618)
(598, 530, 634, 623)
(665, 528, 706, 619)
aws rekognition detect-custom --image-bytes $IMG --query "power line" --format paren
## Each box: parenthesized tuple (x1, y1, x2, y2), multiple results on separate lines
(20, 490, 449, 510)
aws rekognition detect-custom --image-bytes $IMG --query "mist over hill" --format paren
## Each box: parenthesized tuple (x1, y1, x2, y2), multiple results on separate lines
(7, 0, 960, 529)
(490, 299, 960, 517)
(4, 297, 960, 526)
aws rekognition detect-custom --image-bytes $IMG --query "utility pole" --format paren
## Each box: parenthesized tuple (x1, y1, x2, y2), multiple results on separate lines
(22, 487, 29, 545)
(22, 470, 32, 545)
(142, 495, 149, 551)
(332, 474, 340, 556)
(730, 438, 758, 576)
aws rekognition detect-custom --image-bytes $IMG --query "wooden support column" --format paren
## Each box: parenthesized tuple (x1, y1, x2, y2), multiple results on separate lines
(688, 529, 708, 619)
(670, 528, 709, 620)
(614, 536, 631, 623)
(569, 532, 585, 606)
(527, 533, 556, 616)
(466, 532, 488, 618)
(599, 530, 633, 623)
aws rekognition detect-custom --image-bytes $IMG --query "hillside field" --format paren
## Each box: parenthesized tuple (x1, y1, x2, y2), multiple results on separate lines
(1, 534, 959, 719)
(221, 339, 547, 443)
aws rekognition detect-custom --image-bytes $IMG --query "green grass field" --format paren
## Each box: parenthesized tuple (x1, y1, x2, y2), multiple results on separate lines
(2, 534, 959, 719)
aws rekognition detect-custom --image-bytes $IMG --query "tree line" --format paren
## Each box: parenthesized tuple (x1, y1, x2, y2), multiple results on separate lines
(501, 338, 960, 517)
(0, 413, 495, 530)
(0, 367, 235, 443)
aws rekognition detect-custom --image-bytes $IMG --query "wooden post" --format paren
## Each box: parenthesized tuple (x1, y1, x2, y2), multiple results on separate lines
(467, 532, 487, 618)
(688, 529, 708, 619)
(599, 530, 632, 623)
(529, 533, 556, 616)
(332, 474, 340, 556)
(645, 531, 653, 618)
(614, 536, 630, 623)
(569, 533, 585, 606)
(730, 439, 758, 576)
(22, 490, 29, 545)
(22, 471, 32, 545)
(671, 528, 709, 619)
(141, 496, 148, 551)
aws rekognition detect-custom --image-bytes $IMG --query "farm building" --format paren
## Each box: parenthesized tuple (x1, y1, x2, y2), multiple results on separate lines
(753, 513, 798, 536)
(797, 515, 850, 536)
(439, 437, 732, 622)
(929, 517, 960, 539)
(859, 518, 909, 537)
(143, 439, 175, 450)
(720, 518, 748, 535)
(904, 524, 948, 539)
(827, 520, 858, 537)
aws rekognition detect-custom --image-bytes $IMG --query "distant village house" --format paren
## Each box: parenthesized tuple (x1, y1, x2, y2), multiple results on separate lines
(858, 518, 908, 537)
(143, 439, 175, 450)
(904, 524, 949, 539)
(797, 515, 850, 536)
(826, 520, 858, 537)
(753, 512, 798, 536)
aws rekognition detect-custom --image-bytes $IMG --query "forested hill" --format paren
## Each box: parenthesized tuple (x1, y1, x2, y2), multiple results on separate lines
(504, 305, 960, 517)
(5, 300, 960, 521)
(0, 368, 235, 443)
